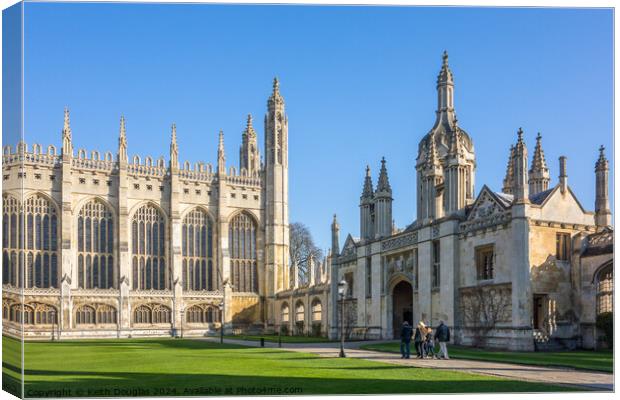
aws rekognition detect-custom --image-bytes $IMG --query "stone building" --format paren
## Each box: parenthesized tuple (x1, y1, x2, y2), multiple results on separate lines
(2, 79, 294, 339)
(329, 52, 614, 350)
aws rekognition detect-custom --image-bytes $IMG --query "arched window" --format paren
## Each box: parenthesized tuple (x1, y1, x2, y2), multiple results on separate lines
(77, 199, 115, 289)
(2, 195, 20, 287)
(311, 299, 322, 322)
(229, 212, 258, 293)
(597, 264, 613, 314)
(185, 304, 220, 324)
(133, 303, 171, 325)
(131, 204, 167, 290)
(182, 209, 216, 291)
(3, 194, 59, 288)
(75, 304, 117, 325)
(281, 303, 289, 323)
(295, 302, 305, 322)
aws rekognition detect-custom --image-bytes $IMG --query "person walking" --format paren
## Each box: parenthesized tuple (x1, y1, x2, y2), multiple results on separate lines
(434, 320, 450, 359)
(400, 321, 413, 359)
(414, 321, 425, 358)
(424, 328, 436, 359)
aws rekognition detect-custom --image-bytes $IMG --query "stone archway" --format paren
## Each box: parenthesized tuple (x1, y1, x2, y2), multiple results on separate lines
(392, 280, 413, 339)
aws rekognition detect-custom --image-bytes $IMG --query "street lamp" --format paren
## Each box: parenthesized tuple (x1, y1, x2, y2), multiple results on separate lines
(337, 279, 347, 358)
(218, 300, 224, 344)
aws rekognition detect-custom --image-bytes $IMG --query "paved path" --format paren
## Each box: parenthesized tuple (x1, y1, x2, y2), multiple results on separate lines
(203, 338, 613, 391)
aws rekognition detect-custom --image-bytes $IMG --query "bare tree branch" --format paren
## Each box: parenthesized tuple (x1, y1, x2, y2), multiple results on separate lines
(289, 222, 323, 286)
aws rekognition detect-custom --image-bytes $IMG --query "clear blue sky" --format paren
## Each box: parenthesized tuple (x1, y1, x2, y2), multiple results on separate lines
(14, 3, 614, 251)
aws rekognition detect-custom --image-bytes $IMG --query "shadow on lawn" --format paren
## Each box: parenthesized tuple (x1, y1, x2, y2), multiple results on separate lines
(17, 368, 579, 396)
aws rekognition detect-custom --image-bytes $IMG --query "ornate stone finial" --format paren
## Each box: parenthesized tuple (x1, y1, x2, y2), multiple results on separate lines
(245, 114, 256, 137)
(273, 77, 280, 94)
(63, 107, 71, 137)
(62, 107, 73, 156)
(425, 131, 441, 171)
(217, 129, 226, 174)
(361, 165, 374, 200)
(170, 123, 178, 169)
(118, 115, 127, 163)
(437, 50, 453, 85)
(502, 144, 515, 194)
(529, 132, 550, 194)
(376, 156, 392, 194)
(596, 144, 609, 172)
(268, 77, 284, 109)
(442, 50, 449, 65)
(517, 127, 524, 142)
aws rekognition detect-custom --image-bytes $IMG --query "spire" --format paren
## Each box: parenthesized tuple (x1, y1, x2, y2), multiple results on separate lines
(268, 76, 284, 110)
(595, 145, 609, 172)
(331, 214, 340, 256)
(217, 129, 226, 174)
(502, 144, 515, 194)
(437, 50, 454, 85)
(528, 132, 550, 194)
(530, 133, 549, 172)
(118, 115, 127, 163)
(361, 165, 374, 200)
(244, 114, 256, 138)
(595, 145, 611, 228)
(436, 50, 455, 123)
(512, 127, 529, 203)
(376, 157, 392, 194)
(170, 123, 178, 170)
(62, 107, 73, 156)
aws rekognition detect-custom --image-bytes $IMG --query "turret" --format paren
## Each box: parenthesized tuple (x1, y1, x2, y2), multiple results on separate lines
(528, 133, 550, 194)
(374, 157, 393, 238)
(512, 128, 529, 204)
(118, 115, 127, 164)
(264, 77, 290, 294)
(595, 145, 611, 228)
(240, 114, 260, 175)
(421, 132, 443, 221)
(331, 214, 340, 256)
(170, 123, 179, 170)
(360, 165, 375, 240)
(62, 107, 72, 158)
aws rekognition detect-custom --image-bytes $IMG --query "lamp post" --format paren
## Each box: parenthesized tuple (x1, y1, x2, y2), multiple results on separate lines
(218, 300, 224, 344)
(337, 279, 347, 358)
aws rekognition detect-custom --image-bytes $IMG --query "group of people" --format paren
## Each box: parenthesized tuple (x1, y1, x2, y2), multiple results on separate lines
(399, 320, 450, 360)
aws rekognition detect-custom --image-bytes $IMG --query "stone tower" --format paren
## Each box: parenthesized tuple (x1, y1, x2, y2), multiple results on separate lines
(331, 214, 340, 256)
(240, 114, 260, 175)
(512, 128, 529, 204)
(595, 145, 612, 228)
(528, 133, 550, 195)
(264, 77, 290, 298)
(416, 52, 475, 222)
(374, 157, 393, 238)
(360, 165, 375, 240)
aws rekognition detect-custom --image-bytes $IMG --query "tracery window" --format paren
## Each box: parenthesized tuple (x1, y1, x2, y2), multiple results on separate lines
(281, 303, 289, 323)
(6, 303, 57, 324)
(133, 303, 171, 324)
(185, 304, 219, 323)
(2, 194, 59, 288)
(229, 212, 258, 293)
(311, 299, 322, 322)
(295, 302, 305, 322)
(597, 264, 613, 314)
(75, 304, 117, 325)
(131, 204, 167, 290)
(77, 199, 115, 289)
(182, 209, 215, 291)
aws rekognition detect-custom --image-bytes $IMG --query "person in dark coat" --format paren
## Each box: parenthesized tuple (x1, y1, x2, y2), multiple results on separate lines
(434, 320, 450, 359)
(400, 321, 413, 359)
(413, 322, 425, 358)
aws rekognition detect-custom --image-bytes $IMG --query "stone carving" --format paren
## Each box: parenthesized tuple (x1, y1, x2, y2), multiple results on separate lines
(381, 232, 418, 252)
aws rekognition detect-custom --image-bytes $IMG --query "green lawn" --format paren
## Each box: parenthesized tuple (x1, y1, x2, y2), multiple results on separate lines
(223, 334, 334, 343)
(2, 336, 578, 397)
(359, 342, 613, 373)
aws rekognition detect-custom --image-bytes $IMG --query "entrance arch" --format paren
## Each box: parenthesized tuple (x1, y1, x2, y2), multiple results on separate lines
(392, 280, 413, 339)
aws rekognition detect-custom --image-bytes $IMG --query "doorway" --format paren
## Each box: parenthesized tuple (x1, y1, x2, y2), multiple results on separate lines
(392, 280, 413, 339)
